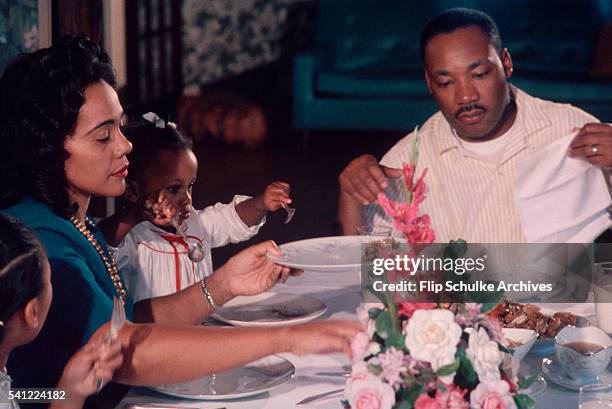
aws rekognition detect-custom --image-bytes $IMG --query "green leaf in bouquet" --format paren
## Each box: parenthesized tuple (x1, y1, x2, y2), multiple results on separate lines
(513, 393, 535, 409)
(393, 401, 412, 409)
(401, 371, 418, 384)
(376, 311, 393, 339)
(385, 331, 405, 349)
(443, 239, 467, 260)
(367, 363, 382, 376)
(368, 307, 383, 320)
(518, 374, 538, 390)
(455, 349, 478, 389)
(435, 358, 460, 376)
(402, 383, 425, 406)
(436, 383, 447, 393)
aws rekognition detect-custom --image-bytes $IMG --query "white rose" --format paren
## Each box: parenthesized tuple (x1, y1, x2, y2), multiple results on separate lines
(466, 327, 503, 381)
(368, 341, 382, 355)
(404, 309, 462, 373)
(470, 379, 517, 409)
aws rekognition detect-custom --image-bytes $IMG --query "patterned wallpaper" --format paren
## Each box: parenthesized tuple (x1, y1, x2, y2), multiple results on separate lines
(182, 0, 289, 88)
(0, 0, 39, 73)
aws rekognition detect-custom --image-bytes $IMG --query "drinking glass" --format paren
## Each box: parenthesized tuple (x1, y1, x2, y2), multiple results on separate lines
(357, 225, 393, 237)
(579, 383, 612, 409)
(594, 262, 612, 335)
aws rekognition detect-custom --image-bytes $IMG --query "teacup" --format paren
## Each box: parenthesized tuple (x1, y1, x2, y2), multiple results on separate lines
(555, 326, 612, 382)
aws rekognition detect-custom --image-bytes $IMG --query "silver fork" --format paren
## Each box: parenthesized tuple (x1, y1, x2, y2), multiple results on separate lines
(96, 296, 126, 392)
(296, 388, 344, 406)
(282, 203, 296, 224)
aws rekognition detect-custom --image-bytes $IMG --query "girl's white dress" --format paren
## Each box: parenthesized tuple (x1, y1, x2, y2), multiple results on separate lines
(0, 368, 19, 409)
(114, 195, 264, 302)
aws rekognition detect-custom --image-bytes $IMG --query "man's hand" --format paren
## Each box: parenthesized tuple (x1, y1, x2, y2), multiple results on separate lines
(339, 154, 402, 205)
(568, 123, 612, 168)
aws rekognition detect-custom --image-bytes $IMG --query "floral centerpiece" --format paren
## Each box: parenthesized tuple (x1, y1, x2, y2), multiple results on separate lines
(344, 137, 535, 409)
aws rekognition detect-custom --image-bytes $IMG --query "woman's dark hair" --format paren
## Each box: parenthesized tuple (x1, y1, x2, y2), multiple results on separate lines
(0, 214, 46, 344)
(0, 35, 116, 218)
(420, 8, 503, 62)
(123, 117, 193, 187)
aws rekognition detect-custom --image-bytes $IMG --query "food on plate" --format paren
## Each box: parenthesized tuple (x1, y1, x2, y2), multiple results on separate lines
(506, 338, 523, 348)
(489, 299, 576, 338)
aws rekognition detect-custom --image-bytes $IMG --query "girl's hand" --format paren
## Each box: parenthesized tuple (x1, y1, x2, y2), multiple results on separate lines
(141, 190, 176, 226)
(56, 324, 123, 400)
(259, 181, 291, 212)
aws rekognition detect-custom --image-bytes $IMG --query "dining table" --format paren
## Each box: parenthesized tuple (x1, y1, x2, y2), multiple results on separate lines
(117, 264, 601, 409)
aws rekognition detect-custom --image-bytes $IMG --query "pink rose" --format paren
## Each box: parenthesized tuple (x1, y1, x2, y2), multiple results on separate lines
(470, 380, 517, 409)
(414, 393, 442, 409)
(353, 388, 391, 409)
(345, 369, 395, 409)
(398, 302, 437, 319)
(351, 332, 371, 361)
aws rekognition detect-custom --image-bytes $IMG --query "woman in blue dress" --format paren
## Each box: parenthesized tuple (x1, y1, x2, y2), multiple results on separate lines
(0, 35, 360, 395)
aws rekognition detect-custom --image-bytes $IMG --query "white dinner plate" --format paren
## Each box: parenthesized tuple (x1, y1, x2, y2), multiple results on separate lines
(541, 355, 612, 392)
(266, 235, 390, 272)
(150, 355, 295, 400)
(212, 293, 327, 327)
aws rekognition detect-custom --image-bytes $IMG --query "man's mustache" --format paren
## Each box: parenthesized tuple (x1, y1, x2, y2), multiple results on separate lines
(456, 103, 485, 117)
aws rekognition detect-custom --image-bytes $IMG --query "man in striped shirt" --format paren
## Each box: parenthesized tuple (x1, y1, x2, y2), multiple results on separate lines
(338, 8, 612, 243)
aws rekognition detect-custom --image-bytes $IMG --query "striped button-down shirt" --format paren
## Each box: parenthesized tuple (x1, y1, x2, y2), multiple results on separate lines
(367, 86, 599, 243)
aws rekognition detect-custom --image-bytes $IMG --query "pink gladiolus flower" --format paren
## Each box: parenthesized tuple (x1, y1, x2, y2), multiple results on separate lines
(405, 215, 436, 244)
(377, 193, 419, 231)
(398, 302, 437, 319)
(376, 194, 435, 245)
(414, 393, 442, 409)
(403, 164, 428, 206)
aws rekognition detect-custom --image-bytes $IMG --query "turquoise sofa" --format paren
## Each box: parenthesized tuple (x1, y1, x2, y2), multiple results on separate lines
(293, 0, 612, 131)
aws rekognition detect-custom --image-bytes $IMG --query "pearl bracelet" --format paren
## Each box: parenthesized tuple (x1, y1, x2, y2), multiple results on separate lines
(200, 278, 220, 309)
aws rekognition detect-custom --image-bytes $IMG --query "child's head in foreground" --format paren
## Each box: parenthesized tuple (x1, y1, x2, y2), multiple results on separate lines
(0, 214, 52, 351)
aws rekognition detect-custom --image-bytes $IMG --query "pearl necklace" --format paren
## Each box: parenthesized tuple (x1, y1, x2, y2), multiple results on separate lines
(69, 216, 127, 304)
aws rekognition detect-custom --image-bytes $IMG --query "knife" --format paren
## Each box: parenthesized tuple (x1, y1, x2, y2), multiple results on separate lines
(296, 388, 344, 406)
(313, 371, 350, 377)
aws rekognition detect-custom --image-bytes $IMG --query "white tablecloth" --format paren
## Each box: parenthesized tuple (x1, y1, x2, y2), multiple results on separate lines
(118, 268, 597, 409)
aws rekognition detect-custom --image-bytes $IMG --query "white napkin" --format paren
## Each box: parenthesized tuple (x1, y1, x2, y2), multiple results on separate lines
(517, 132, 612, 243)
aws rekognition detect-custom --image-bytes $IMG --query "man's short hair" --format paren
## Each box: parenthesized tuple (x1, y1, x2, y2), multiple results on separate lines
(419, 8, 503, 62)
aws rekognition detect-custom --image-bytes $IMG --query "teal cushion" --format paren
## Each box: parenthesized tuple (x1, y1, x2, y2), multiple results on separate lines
(511, 77, 612, 102)
(316, 69, 428, 97)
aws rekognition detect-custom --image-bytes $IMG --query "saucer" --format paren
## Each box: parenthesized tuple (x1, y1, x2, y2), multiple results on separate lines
(541, 356, 612, 391)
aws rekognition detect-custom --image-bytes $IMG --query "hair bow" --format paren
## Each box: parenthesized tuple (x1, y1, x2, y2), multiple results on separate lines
(142, 112, 176, 129)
